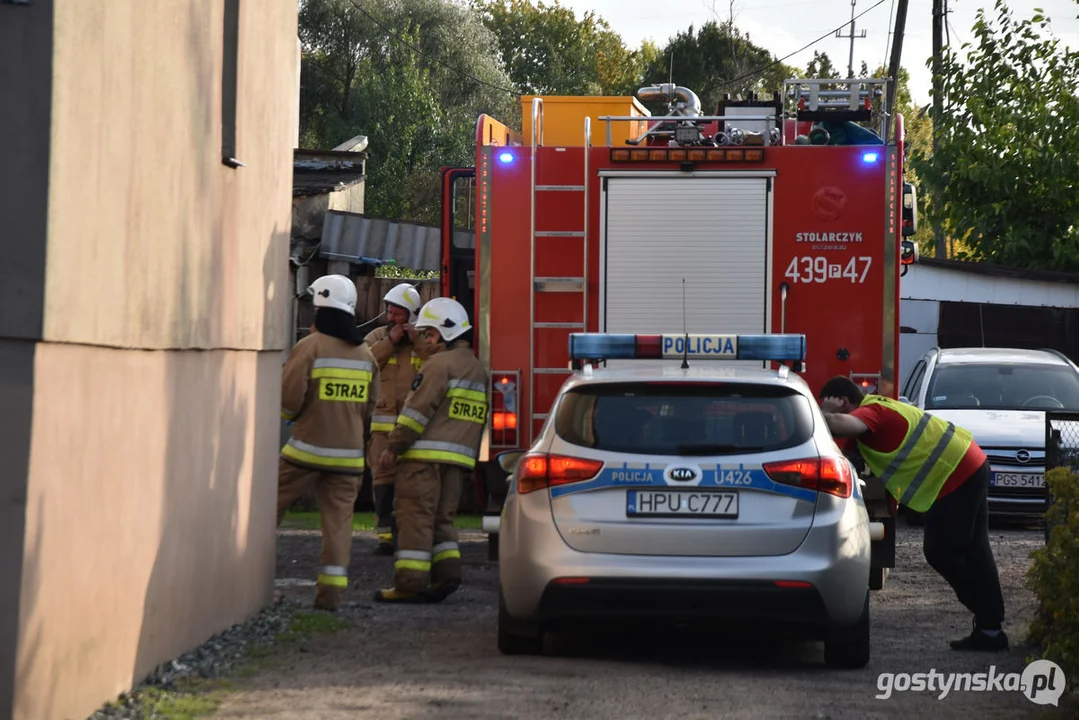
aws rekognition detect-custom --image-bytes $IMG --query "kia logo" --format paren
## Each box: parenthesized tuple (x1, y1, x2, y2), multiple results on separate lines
(1016, 450, 1031, 464)
(669, 467, 698, 482)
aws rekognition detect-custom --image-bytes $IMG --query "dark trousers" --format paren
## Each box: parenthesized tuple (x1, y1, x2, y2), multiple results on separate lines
(923, 461, 1006, 630)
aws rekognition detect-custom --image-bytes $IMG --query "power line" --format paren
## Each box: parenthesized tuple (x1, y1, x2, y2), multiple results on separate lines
(344, 0, 521, 97)
(883, 0, 897, 70)
(722, 0, 890, 88)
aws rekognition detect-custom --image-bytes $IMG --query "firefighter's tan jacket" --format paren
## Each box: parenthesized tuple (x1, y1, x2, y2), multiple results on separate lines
(386, 342, 490, 469)
(363, 324, 427, 434)
(280, 330, 380, 476)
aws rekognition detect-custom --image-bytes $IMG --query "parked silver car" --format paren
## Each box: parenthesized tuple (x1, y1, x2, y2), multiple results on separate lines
(900, 347, 1079, 519)
(493, 333, 880, 668)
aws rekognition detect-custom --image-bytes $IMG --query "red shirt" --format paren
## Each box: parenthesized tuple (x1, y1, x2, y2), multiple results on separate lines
(848, 402, 986, 499)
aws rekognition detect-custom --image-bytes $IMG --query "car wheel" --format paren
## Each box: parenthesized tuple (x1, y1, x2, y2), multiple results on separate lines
(869, 566, 889, 591)
(498, 589, 543, 656)
(824, 592, 870, 669)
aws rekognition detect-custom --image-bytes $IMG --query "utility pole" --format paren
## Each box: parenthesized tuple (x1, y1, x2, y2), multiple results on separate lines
(883, 0, 910, 143)
(932, 0, 945, 258)
(836, 0, 868, 77)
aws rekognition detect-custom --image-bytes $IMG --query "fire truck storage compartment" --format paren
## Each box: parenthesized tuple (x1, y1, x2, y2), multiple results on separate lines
(599, 174, 774, 363)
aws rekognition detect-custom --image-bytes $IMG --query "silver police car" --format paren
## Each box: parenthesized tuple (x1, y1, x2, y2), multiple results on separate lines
(493, 332, 874, 668)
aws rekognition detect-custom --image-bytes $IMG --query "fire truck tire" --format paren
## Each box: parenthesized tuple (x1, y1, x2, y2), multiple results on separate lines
(869, 566, 889, 591)
(824, 592, 870, 669)
(498, 589, 544, 655)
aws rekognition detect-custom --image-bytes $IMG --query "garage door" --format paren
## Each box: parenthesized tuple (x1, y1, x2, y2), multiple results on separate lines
(602, 176, 773, 345)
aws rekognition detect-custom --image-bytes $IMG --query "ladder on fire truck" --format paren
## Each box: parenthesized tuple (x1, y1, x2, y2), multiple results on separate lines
(527, 98, 590, 437)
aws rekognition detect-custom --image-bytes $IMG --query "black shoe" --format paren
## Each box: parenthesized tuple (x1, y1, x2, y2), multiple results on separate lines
(950, 627, 1009, 652)
(372, 543, 394, 556)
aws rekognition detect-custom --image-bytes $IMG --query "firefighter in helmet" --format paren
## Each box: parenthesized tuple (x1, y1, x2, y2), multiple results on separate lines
(373, 297, 490, 603)
(362, 282, 426, 555)
(277, 274, 380, 611)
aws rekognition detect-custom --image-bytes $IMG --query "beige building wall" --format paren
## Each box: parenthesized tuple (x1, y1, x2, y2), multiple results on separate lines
(11, 2, 299, 719)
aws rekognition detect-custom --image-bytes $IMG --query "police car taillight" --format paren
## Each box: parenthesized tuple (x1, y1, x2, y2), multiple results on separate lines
(516, 453, 604, 495)
(568, 332, 807, 364)
(763, 457, 853, 499)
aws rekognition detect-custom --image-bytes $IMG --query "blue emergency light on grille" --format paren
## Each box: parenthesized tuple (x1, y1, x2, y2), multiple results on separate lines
(567, 333, 807, 363)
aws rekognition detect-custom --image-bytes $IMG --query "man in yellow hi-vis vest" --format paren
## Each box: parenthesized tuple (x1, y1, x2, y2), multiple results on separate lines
(372, 297, 489, 604)
(819, 376, 1007, 652)
(278, 274, 380, 611)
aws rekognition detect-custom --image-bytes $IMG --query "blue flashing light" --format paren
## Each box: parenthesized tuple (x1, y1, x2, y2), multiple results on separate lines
(497, 151, 514, 164)
(862, 151, 880, 163)
(568, 333, 807, 363)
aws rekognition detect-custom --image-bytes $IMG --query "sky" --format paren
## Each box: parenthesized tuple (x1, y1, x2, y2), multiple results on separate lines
(556, 0, 1079, 107)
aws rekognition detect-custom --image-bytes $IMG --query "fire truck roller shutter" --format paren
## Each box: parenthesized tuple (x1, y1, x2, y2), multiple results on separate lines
(600, 176, 772, 369)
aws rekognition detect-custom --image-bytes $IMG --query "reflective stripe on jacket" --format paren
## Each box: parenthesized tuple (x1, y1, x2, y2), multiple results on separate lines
(855, 394, 974, 512)
(280, 331, 379, 475)
(363, 325, 426, 434)
(387, 342, 490, 469)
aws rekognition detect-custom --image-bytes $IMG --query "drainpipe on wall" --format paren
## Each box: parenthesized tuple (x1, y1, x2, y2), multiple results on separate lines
(295, 36, 302, 148)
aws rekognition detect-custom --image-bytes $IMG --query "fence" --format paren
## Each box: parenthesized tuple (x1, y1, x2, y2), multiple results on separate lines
(1045, 411, 1079, 473)
(1043, 411, 1079, 543)
(354, 276, 442, 326)
(293, 274, 443, 342)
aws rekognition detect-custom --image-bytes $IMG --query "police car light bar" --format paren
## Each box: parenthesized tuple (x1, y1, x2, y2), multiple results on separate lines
(567, 333, 807, 363)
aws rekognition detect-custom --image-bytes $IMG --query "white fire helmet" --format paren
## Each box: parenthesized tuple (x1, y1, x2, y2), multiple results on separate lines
(414, 297, 471, 342)
(308, 274, 357, 315)
(383, 283, 423, 322)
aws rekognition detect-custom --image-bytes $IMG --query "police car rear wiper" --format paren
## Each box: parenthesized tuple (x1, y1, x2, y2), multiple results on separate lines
(675, 443, 765, 456)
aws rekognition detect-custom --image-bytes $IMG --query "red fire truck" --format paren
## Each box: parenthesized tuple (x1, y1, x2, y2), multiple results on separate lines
(440, 76, 919, 586)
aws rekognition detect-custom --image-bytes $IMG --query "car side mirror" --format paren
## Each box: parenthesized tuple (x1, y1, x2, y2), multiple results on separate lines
(496, 450, 525, 476)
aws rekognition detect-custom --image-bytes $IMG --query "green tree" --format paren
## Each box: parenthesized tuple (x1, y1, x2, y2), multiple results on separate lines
(640, 20, 800, 112)
(911, 0, 1079, 270)
(298, 0, 515, 224)
(472, 0, 647, 98)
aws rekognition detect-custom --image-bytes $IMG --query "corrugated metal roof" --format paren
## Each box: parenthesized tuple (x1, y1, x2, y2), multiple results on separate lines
(319, 211, 475, 271)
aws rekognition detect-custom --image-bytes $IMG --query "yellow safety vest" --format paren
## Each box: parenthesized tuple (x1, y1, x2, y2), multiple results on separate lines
(855, 395, 974, 512)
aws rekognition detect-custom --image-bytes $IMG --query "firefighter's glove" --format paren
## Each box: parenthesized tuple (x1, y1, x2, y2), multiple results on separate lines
(377, 449, 397, 475)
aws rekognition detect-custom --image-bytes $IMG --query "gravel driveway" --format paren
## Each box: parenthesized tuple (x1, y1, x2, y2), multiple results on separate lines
(213, 522, 1065, 720)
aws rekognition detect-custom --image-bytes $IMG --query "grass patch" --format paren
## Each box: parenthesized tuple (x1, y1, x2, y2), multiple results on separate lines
(279, 610, 351, 641)
(136, 684, 225, 720)
(90, 602, 353, 719)
(282, 510, 482, 531)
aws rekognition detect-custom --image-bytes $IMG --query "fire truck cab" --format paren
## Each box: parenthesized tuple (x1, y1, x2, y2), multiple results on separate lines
(441, 77, 919, 588)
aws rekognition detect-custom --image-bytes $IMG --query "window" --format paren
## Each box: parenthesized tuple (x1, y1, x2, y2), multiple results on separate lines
(902, 360, 926, 401)
(925, 363, 1079, 411)
(553, 382, 814, 457)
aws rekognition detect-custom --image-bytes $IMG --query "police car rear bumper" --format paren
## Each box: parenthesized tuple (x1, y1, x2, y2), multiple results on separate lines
(534, 577, 835, 634)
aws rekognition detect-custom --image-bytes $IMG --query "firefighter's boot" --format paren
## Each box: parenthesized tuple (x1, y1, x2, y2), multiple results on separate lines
(372, 482, 396, 555)
(428, 540, 462, 602)
(314, 585, 344, 612)
(372, 587, 438, 604)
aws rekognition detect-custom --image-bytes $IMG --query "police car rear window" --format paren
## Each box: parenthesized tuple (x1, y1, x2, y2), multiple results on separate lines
(553, 382, 813, 456)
